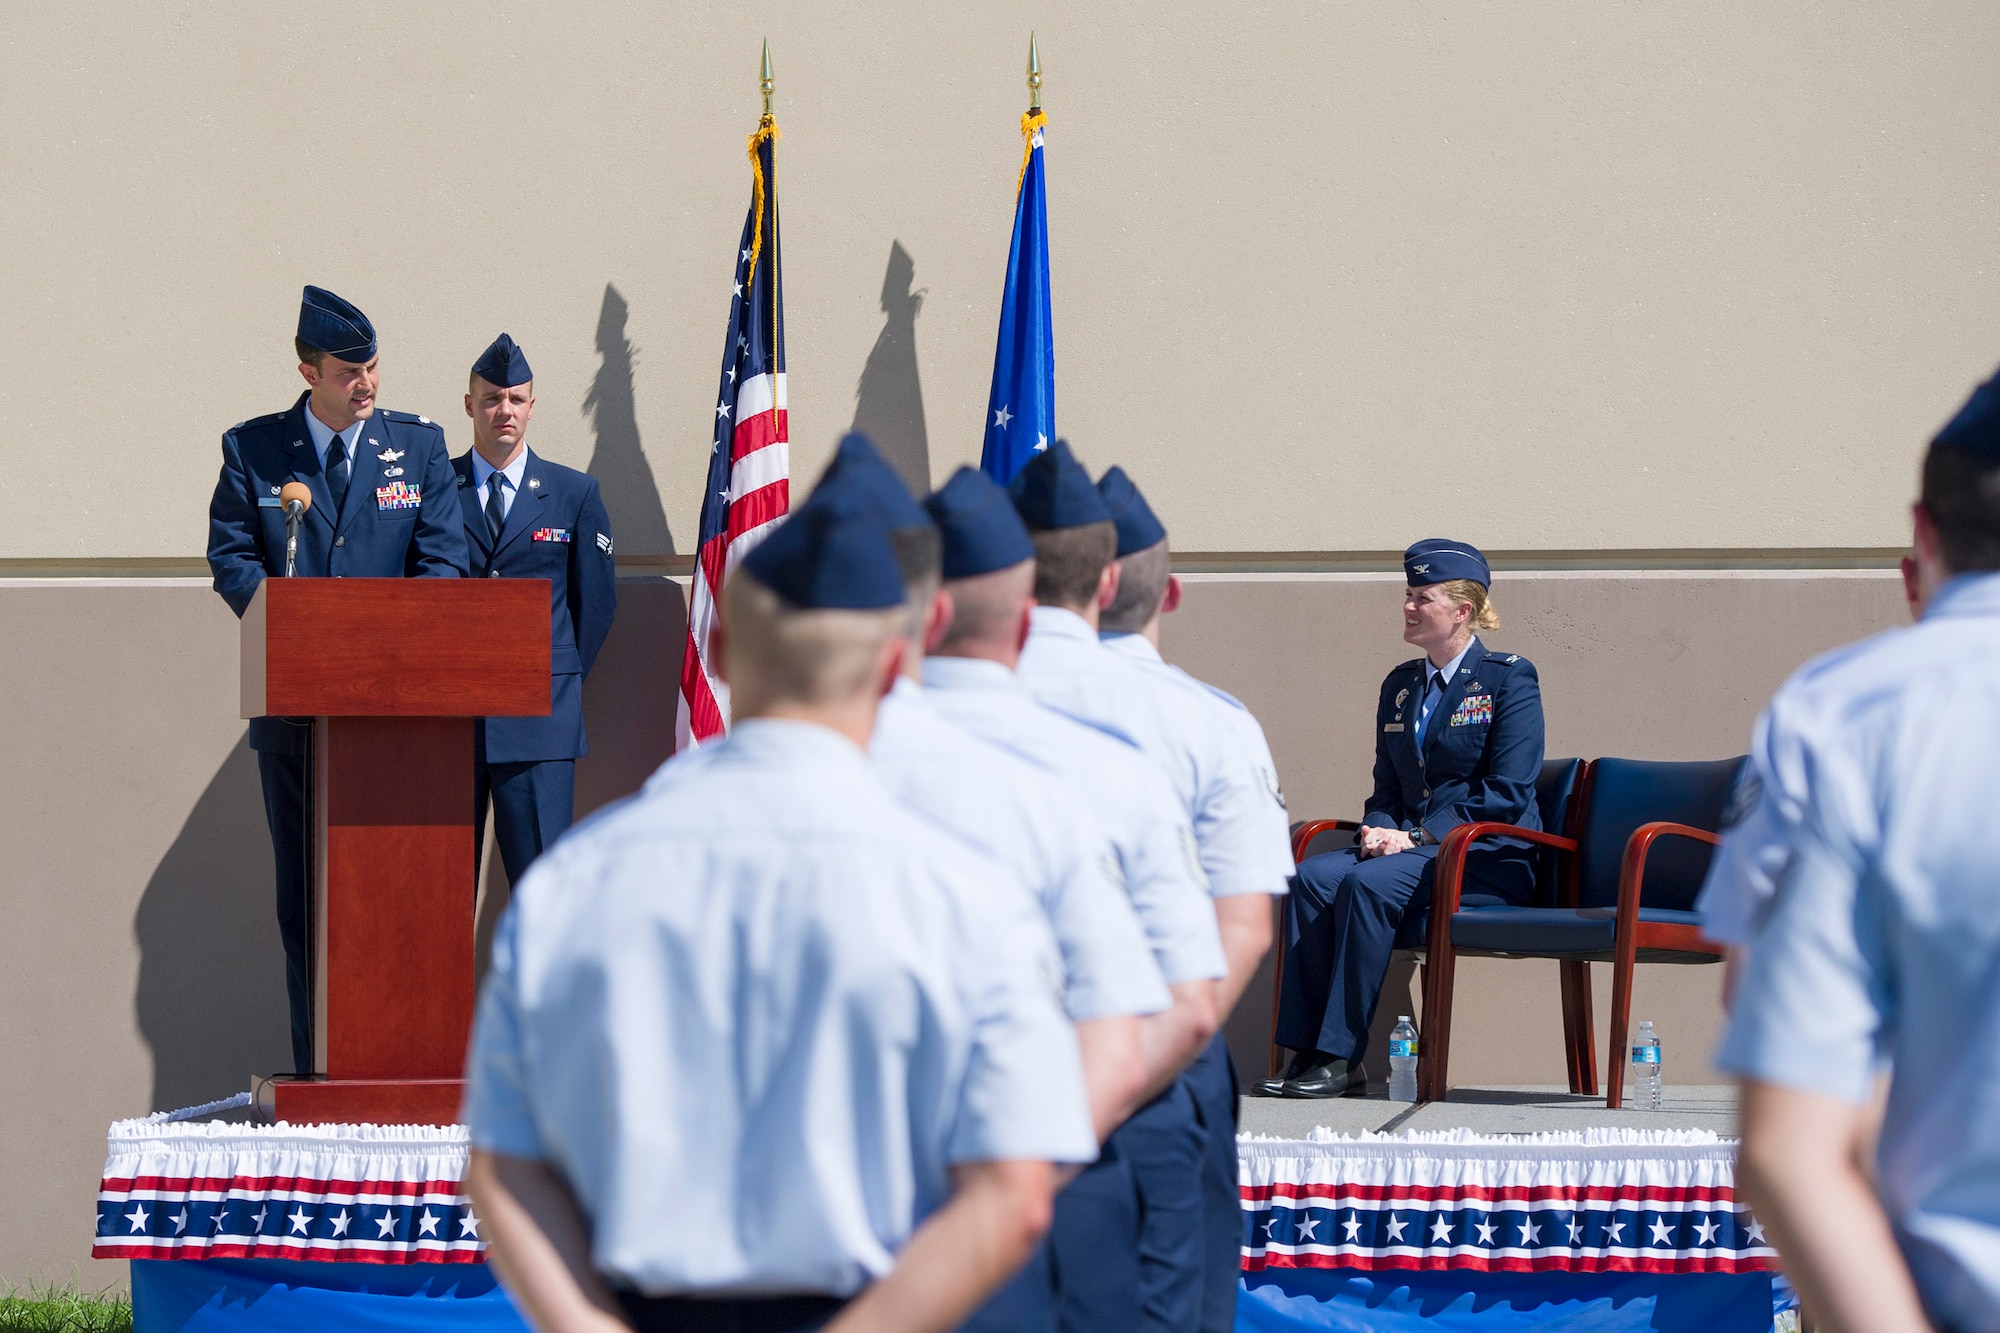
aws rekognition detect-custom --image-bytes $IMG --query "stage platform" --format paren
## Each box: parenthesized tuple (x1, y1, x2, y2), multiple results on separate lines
(1240, 1084, 1737, 1139)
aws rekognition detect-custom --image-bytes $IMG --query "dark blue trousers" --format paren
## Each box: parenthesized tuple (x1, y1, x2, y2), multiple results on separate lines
(1276, 845, 1535, 1061)
(474, 758, 576, 888)
(256, 751, 313, 1075)
(1185, 1034, 1242, 1332)
(1120, 1078, 1208, 1332)
(1033, 1078, 1208, 1333)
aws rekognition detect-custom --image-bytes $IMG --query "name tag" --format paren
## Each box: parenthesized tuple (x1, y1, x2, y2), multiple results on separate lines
(1382, 723, 1405, 732)
(257, 496, 281, 508)
(375, 482, 422, 511)
(532, 528, 572, 543)
(1449, 694, 1494, 727)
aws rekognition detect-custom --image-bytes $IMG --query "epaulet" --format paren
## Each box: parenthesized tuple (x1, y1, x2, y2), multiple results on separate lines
(1490, 650, 1528, 669)
(228, 410, 286, 434)
(379, 409, 442, 430)
(1192, 677, 1249, 712)
(1395, 657, 1426, 674)
(1045, 703, 1144, 751)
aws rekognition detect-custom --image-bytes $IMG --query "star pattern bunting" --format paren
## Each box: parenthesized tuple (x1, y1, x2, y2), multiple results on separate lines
(1239, 1136, 1778, 1276)
(676, 111, 789, 752)
(96, 1187, 486, 1263)
(95, 1123, 488, 1266)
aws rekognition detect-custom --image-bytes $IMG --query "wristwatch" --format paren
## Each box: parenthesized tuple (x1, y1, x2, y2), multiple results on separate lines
(1408, 827, 1428, 847)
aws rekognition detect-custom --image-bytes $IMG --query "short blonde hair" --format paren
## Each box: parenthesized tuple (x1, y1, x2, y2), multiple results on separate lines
(1437, 578, 1501, 632)
(720, 573, 902, 707)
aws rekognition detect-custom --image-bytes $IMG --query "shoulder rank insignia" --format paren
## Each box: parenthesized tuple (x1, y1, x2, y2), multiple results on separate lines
(1506, 654, 1519, 663)
(596, 532, 614, 556)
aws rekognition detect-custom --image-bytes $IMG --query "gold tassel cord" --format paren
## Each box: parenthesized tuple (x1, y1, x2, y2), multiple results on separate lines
(1015, 109, 1047, 197)
(743, 114, 780, 303)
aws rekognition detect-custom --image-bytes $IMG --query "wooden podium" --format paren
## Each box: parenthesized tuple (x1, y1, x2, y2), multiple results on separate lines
(240, 578, 549, 1125)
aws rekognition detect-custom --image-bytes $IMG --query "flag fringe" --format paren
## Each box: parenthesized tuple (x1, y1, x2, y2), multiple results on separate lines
(744, 114, 780, 304)
(1015, 109, 1047, 196)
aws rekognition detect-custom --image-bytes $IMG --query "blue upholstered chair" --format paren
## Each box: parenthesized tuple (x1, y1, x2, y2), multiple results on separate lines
(1422, 756, 1745, 1106)
(1276, 758, 1587, 1084)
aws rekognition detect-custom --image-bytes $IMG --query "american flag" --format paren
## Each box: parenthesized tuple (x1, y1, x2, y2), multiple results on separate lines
(676, 115, 788, 750)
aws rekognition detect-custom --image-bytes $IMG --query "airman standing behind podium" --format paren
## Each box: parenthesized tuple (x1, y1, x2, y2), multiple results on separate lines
(451, 333, 617, 889)
(205, 286, 467, 1077)
(464, 494, 1094, 1333)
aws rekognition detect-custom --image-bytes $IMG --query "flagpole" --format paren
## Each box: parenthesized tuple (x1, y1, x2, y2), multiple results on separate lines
(761, 37, 774, 117)
(1027, 31, 1041, 111)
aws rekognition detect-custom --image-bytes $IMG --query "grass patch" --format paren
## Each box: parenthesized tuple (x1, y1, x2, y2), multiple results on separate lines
(0, 1278, 131, 1333)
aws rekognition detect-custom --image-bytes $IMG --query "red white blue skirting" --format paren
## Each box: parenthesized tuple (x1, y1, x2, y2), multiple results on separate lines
(93, 1118, 484, 1264)
(1238, 1127, 1777, 1275)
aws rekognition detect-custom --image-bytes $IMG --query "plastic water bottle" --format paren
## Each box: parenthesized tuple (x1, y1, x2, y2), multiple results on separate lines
(1388, 1016, 1419, 1102)
(1631, 1021, 1663, 1110)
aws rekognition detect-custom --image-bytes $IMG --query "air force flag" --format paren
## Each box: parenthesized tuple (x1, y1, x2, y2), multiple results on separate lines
(979, 109, 1054, 485)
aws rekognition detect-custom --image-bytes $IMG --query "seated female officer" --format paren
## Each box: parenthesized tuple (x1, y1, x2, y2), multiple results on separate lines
(1259, 539, 1545, 1098)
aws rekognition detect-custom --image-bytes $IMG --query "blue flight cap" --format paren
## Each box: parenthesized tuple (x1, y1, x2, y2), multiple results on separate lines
(741, 491, 907, 610)
(1932, 366, 2000, 465)
(1009, 439, 1113, 531)
(814, 433, 932, 531)
(925, 467, 1037, 578)
(297, 285, 377, 363)
(1097, 466, 1168, 557)
(471, 333, 533, 388)
(1404, 538, 1491, 588)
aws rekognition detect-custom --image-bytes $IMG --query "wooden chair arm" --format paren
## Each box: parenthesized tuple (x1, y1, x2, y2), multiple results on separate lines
(1433, 823, 1579, 922)
(1614, 822, 1723, 923)
(1290, 818, 1363, 865)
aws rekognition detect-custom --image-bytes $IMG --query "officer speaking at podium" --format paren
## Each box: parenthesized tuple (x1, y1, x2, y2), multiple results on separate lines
(206, 285, 469, 1077)
(451, 333, 616, 889)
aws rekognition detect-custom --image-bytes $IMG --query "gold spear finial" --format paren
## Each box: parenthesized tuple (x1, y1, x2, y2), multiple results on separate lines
(1027, 32, 1041, 112)
(760, 38, 774, 117)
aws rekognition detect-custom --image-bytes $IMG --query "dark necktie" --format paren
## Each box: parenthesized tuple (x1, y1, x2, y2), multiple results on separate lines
(326, 434, 351, 514)
(1415, 671, 1445, 746)
(485, 474, 509, 542)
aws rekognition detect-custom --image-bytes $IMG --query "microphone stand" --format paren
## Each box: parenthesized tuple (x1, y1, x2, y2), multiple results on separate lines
(284, 501, 304, 577)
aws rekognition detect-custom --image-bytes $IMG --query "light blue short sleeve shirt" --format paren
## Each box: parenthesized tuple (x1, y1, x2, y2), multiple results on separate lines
(462, 719, 1097, 1299)
(1716, 573, 2000, 1332)
(1100, 630, 1296, 895)
(872, 678, 1171, 1023)
(920, 655, 1227, 987)
(1018, 608, 1293, 899)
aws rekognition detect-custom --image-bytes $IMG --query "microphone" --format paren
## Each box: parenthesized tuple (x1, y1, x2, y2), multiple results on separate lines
(280, 482, 313, 577)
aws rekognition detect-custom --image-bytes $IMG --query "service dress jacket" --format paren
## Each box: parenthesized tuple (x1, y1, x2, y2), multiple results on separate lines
(1361, 637, 1546, 845)
(206, 391, 469, 753)
(452, 449, 617, 764)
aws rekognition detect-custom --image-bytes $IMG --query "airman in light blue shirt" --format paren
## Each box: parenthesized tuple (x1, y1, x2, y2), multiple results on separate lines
(463, 491, 1092, 1333)
(1717, 375, 2000, 1333)
(873, 678, 1171, 1030)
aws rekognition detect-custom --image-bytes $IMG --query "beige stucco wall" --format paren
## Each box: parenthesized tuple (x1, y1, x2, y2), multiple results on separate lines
(5, 3, 1998, 562)
(0, 569, 1905, 1285)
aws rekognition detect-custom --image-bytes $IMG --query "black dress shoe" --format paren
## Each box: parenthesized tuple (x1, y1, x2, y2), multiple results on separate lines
(1254, 1050, 1331, 1097)
(1281, 1058, 1367, 1099)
